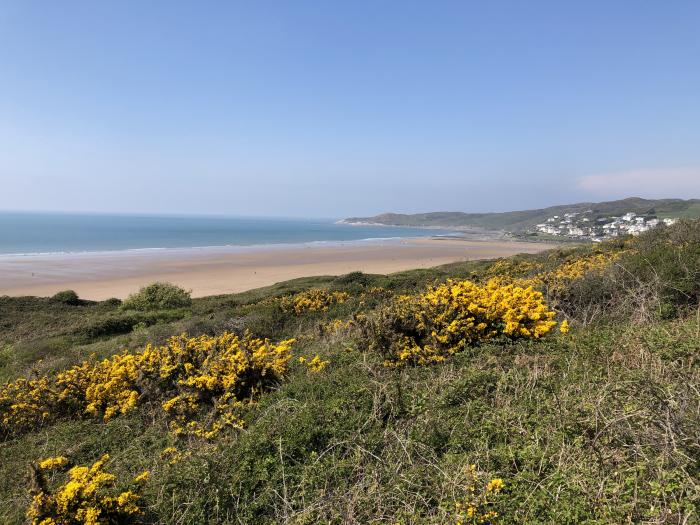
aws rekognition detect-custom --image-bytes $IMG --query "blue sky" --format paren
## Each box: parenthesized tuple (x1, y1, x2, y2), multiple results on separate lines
(1, 1, 699, 217)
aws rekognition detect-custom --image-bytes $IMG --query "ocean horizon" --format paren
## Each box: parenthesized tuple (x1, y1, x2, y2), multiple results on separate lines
(0, 211, 455, 256)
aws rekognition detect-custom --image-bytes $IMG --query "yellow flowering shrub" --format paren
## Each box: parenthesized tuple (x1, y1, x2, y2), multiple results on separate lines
(27, 454, 148, 525)
(0, 375, 55, 434)
(358, 286, 393, 306)
(542, 252, 622, 295)
(39, 456, 69, 470)
(452, 467, 505, 525)
(486, 251, 623, 299)
(486, 259, 543, 279)
(279, 289, 349, 314)
(366, 286, 392, 296)
(160, 446, 189, 465)
(298, 355, 329, 373)
(319, 313, 367, 336)
(322, 318, 350, 333)
(1, 332, 295, 440)
(363, 278, 558, 366)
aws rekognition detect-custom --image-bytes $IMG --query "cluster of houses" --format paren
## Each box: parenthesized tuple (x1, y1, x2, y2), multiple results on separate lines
(534, 211, 677, 241)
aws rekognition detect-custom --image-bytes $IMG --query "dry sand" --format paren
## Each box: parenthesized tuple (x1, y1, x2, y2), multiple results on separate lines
(0, 238, 553, 300)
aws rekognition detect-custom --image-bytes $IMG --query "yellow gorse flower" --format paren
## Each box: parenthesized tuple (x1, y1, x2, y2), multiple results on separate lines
(160, 446, 189, 465)
(300, 355, 329, 373)
(27, 454, 146, 525)
(133, 471, 150, 485)
(487, 251, 623, 295)
(374, 278, 558, 367)
(38, 457, 69, 470)
(452, 466, 505, 524)
(543, 251, 622, 294)
(486, 478, 505, 493)
(279, 289, 349, 314)
(1, 332, 295, 440)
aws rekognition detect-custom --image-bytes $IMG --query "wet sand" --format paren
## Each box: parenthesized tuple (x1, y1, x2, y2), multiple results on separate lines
(0, 238, 553, 300)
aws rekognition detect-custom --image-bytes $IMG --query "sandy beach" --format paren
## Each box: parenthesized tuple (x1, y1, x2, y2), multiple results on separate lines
(0, 238, 553, 300)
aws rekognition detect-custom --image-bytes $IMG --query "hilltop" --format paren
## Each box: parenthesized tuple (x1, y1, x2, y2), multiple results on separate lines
(342, 197, 700, 233)
(1, 220, 699, 524)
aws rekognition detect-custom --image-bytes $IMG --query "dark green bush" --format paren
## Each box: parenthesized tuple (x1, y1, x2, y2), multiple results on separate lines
(51, 290, 80, 305)
(79, 314, 140, 339)
(121, 282, 192, 311)
(102, 297, 122, 307)
(552, 271, 619, 324)
(333, 271, 373, 286)
(79, 310, 188, 339)
(240, 302, 292, 339)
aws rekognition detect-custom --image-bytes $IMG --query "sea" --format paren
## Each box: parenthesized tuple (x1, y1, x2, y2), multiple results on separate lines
(0, 212, 456, 256)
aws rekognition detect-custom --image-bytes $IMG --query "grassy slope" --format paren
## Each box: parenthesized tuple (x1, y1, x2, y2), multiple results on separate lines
(1, 234, 699, 524)
(344, 197, 700, 231)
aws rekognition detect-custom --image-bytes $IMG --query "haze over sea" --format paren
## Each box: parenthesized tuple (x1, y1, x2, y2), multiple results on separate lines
(0, 212, 453, 256)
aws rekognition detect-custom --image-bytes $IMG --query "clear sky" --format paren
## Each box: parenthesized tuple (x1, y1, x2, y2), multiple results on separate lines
(1, 1, 699, 217)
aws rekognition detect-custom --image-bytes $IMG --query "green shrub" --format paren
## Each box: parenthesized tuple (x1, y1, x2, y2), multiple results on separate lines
(582, 220, 700, 322)
(122, 282, 192, 311)
(333, 271, 373, 286)
(51, 290, 80, 306)
(552, 271, 618, 324)
(551, 220, 700, 324)
(79, 314, 140, 339)
(102, 297, 122, 307)
(79, 310, 188, 339)
(621, 220, 700, 311)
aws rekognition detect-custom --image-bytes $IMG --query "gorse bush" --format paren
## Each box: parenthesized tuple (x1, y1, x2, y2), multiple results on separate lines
(453, 468, 505, 525)
(0, 332, 296, 440)
(121, 282, 192, 311)
(297, 354, 329, 373)
(278, 288, 349, 314)
(484, 221, 700, 323)
(485, 251, 623, 301)
(361, 278, 559, 366)
(27, 454, 148, 525)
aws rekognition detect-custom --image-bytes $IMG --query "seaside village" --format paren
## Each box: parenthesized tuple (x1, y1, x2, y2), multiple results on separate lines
(534, 211, 678, 241)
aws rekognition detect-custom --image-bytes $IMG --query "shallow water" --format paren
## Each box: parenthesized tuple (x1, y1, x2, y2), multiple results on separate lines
(0, 212, 455, 255)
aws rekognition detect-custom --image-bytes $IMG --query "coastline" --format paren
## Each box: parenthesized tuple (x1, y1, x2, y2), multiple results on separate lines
(0, 237, 553, 300)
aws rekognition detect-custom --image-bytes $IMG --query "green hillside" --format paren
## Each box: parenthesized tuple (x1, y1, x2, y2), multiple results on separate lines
(1, 221, 699, 524)
(343, 197, 700, 231)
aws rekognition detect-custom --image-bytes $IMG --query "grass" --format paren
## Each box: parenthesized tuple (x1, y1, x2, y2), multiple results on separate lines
(657, 201, 700, 219)
(1, 222, 699, 524)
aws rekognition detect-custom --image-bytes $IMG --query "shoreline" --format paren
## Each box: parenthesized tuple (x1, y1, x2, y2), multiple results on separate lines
(0, 237, 554, 300)
(0, 235, 458, 260)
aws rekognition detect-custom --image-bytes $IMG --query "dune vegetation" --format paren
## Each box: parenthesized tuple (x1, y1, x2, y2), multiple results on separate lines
(1, 221, 699, 524)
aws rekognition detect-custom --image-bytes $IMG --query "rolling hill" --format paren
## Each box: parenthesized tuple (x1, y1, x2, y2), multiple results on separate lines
(342, 197, 700, 232)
